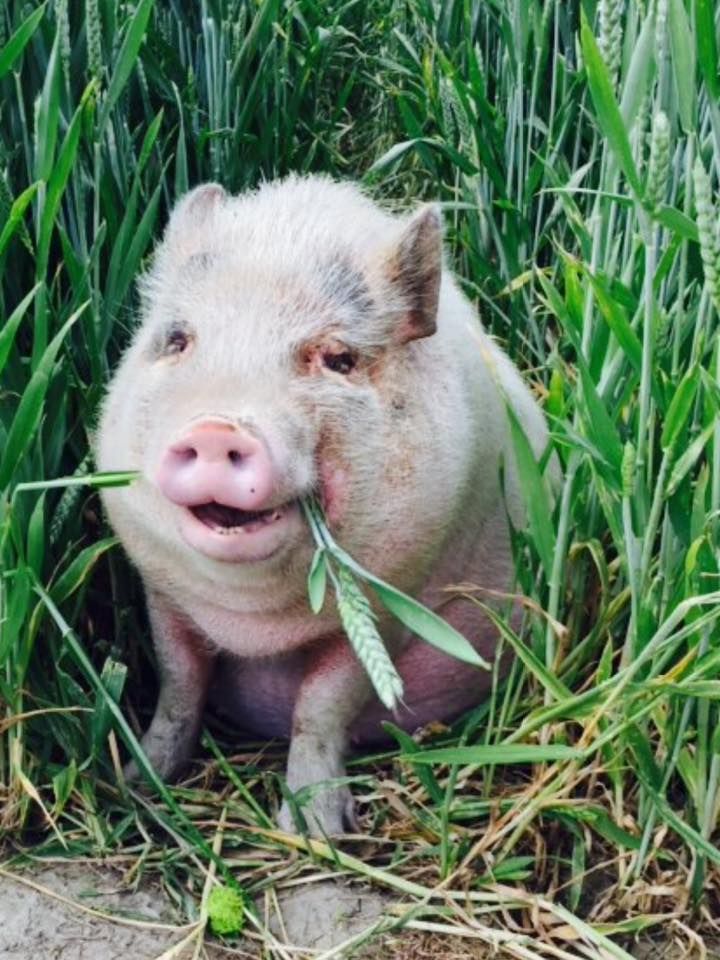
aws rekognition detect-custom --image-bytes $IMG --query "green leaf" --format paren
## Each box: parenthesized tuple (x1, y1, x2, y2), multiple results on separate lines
(50, 538, 119, 603)
(366, 137, 476, 178)
(695, 0, 719, 98)
(585, 272, 642, 374)
(505, 403, 555, 579)
(0, 304, 87, 490)
(99, 0, 155, 132)
(137, 109, 164, 174)
(554, 805, 642, 850)
(26, 493, 45, 576)
(172, 83, 188, 196)
(382, 722, 444, 803)
(661, 364, 699, 451)
(632, 745, 720, 865)
(34, 31, 61, 183)
(302, 496, 487, 669)
(546, 368, 565, 421)
(477, 600, 572, 702)
(619, 11, 657, 131)
(14, 471, 139, 494)
(669, 0, 696, 132)
(0, 183, 40, 259)
(667, 422, 715, 494)
(37, 85, 93, 276)
(370, 578, 488, 668)
(401, 743, 582, 765)
(655, 205, 700, 242)
(307, 548, 327, 614)
(91, 658, 128, 756)
(52, 760, 78, 816)
(0, 569, 30, 663)
(0, 3, 47, 81)
(0, 284, 41, 376)
(580, 11, 642, 198)
(106, 178, 163, 318)
(578, 358, 624, 480)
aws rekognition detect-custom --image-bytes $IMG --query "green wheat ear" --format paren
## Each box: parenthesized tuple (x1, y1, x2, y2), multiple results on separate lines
(301, 496, 488, 712)
(598, 0, 623, 89)
(302, 497, 404, 710)
(646, 111, 670, 213)
(693, 156, 720, 313)
(335, 564, 404, 711)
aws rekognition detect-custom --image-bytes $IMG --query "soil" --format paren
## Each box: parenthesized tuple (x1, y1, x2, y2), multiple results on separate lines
(0, 861, 718, 959)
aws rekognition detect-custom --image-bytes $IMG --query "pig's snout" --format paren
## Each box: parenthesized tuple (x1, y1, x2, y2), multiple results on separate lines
(157, 421, 276, 511)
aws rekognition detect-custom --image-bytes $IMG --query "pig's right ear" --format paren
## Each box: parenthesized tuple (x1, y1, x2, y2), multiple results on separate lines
(385, 204, 443, 344)
(164, 183, 226, 245)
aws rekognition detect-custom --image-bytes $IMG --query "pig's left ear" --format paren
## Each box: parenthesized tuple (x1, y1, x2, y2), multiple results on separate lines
(164, 183, 227, 246)
(386, 204, 443, 344)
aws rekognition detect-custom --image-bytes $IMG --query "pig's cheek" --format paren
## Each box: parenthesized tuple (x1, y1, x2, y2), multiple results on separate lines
(318, 459, 350, 527)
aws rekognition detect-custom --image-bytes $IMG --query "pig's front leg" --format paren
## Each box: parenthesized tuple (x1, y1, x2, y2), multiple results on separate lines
(126, 591, 215, 782)
(278, 637, 371, 837)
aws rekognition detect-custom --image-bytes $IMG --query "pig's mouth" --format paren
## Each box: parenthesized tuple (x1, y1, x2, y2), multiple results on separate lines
(189, 500, 294, 534)
(170, 488, 304, 563)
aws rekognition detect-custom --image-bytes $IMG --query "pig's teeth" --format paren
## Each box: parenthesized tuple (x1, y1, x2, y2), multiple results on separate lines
(189, 501, 288, 533)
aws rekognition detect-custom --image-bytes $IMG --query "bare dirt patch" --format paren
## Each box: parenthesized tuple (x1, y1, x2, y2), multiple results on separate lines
(1, 861, 719, 959)
(0, 861, 187, 959)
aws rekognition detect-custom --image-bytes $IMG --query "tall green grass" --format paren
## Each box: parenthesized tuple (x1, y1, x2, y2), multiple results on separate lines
(1, 0, 720, 954)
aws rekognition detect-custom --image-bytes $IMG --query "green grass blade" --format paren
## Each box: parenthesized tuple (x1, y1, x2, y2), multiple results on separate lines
(0, 183, 39, 258)
(580, 11, 642, 199)
(0, 284, 41, 375)
(401, 744, 582, 765)
(695, 0, 720, 98)
(505, 402, 556, 579)
(669, 0, 697, 133)
(0, 303, 87, 489)
(34, 31, 60, 183)
(0, 3, 47, 82)
(307, 547, 328, 614)
(98, 0, 155, 132)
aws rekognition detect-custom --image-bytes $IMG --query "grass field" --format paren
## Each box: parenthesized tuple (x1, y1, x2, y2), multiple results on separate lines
(1, 0, 720, 956)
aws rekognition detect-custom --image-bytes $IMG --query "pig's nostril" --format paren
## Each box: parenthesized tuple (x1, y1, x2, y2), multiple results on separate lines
(228, 450, 243, 466)
(173, 446, 197, 464)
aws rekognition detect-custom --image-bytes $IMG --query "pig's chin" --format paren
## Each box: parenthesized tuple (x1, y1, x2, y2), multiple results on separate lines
(176, 499, 302, 563)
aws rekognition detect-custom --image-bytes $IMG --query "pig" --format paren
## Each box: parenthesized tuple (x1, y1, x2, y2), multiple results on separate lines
(96, 174, 551, 836)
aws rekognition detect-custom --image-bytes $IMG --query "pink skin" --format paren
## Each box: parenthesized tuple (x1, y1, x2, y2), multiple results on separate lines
(318, 459, 349, 527)
(155, 420, 302, 562)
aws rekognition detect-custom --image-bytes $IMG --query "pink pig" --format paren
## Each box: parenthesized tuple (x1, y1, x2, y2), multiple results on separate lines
(97, 176, 550, 835)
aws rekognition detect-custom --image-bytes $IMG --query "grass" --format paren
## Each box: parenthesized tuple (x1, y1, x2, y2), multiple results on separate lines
(1, 0, 720, 956)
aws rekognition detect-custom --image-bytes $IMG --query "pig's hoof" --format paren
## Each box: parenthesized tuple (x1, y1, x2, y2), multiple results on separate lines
(123, 759, 142, 783)
(122, 741, 185, 786)
(278, 786, 357, 838)
(122, 758, 167, 788)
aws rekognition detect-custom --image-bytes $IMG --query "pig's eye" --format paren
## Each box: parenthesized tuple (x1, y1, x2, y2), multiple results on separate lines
(164, 327, 191, 356)
(322, 350, 357, 375)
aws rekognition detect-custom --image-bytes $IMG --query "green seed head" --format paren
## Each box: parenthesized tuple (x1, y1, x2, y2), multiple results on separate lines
(693, 156, 720, 313)
(655, 0, 668, 66)
(86, 0, 103, 84)
(621, 441, 636, 498)
(56, 0, 71, 89)
(448, 80, 472, 148)
(646, 111, 670, 213)
(336, 565, 404, 710)
(598, 0, 624, 88)
(439, 78, 458, 145)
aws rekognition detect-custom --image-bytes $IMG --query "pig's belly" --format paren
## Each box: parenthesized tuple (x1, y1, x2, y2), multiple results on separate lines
(209, 637, 496, 746)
